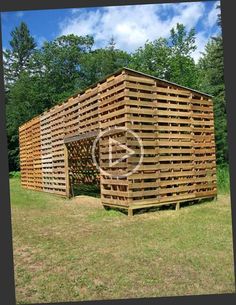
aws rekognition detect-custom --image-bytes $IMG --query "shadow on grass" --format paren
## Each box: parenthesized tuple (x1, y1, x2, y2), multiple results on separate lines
(134, 197, 216, 216)
(102, 204, 174, 216)
(72, 183, 216, 217)
(106, 197, 216, 216)
(72, 184, 100, 198)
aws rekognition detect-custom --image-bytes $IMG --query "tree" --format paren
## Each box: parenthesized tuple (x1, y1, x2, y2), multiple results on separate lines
(129, 38, 171, 79)
(168, 23, 198, 88)
(198, 38, 226, 164)
(169, 23, 196, 56)
(128, 24, 199, 88)
(3, 22, 36, 89)
(6, 71, 48, 170)
(79, 39, 130, 88)
(4, 22, 38, 170)
(198, 4, 227, 164)
(36, 34, 94, 103)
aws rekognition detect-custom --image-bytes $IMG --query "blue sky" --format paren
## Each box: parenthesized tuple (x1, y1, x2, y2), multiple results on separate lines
(1, 1, 220, 62)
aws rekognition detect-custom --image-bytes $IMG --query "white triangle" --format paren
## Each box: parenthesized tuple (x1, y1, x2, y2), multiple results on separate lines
(109, 138, 135, 167)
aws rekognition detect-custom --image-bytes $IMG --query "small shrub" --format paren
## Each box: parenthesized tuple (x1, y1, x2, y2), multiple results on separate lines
(9, 171, 21, 179)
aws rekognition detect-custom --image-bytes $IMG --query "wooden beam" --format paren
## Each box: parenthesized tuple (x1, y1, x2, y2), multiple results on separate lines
(64, 144, 70, 198)
(64, 130, 99, 144)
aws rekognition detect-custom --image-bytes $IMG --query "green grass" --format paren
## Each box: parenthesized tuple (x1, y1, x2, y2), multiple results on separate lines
(217, 165, 230, 194)
(10, 176, 235, 304)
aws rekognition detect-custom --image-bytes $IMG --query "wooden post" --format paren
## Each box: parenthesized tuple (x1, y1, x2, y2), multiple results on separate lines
(64, 143, 70, 198)
(128, 208, 133, 217)
(175, 202, 180, 211)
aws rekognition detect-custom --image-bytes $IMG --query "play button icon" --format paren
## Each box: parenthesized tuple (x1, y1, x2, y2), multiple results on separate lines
(92, 126, 144, 178)
(109, 138, 135, 167)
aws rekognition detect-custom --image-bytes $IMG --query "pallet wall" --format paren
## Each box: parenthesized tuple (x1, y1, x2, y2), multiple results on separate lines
(19, 83, 99, 195)
(19, 116, 43, 190)
(99, 71, 129, 206)
(98, 70, 217, 209)
(19, 95, 78, 196)
(19, 68, 217, 210)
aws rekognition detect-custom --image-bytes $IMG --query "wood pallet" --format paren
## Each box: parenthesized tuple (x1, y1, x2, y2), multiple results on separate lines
(19, 68, 217, 212)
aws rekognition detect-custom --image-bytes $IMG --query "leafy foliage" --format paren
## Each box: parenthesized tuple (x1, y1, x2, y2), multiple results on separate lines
(197, 14, 227, 164)
(36, 34, 95, 102)
(80, 45, 130, 88)
(129, 38, 171, 79)
(129, 23, 199, 88)
(9, 171, 21, 179)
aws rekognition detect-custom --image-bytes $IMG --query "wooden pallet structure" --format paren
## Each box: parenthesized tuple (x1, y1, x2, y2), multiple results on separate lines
(19, 68, 217, 214)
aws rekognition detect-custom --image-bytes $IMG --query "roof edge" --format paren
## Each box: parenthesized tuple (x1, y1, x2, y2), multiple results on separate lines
(122, 67, 213, 98)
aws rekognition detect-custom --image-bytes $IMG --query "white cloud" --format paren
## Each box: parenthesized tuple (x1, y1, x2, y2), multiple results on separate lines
(192, 25, 221, 63)
(33, 35, 47, 48)
(59, 2, 217, 62)
(37, 36, 47, 48)
(191, 1, 221, 63)
(191, 31, 208, 62)
(168, 2, 205, 31)
(205, 1, 220, 28)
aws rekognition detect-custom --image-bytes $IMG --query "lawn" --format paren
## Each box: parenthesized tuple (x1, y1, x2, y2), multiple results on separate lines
(10, 177, 235, 304)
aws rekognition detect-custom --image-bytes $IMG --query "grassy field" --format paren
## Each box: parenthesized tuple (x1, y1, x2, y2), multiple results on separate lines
(10, 176, 235, 304)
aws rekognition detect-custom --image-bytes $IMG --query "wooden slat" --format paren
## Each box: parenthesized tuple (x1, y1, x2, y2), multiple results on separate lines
(19, 68, 216, 209)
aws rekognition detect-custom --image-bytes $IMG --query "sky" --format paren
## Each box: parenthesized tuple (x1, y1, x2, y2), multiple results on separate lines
(1, 1, 221, 62)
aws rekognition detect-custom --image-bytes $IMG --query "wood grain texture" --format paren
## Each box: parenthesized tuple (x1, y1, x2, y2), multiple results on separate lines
(19, 68, 217, 211)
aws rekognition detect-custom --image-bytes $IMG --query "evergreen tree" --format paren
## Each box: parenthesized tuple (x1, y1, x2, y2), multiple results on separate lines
(3, 22, 36, 89)
(198, 4, 227, 164)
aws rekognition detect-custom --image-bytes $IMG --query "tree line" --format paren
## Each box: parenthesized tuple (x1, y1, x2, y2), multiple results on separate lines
(3, 6, 227, 171)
